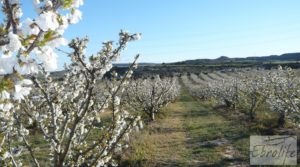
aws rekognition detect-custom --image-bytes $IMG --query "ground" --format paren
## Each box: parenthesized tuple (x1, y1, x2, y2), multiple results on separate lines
(120, 79, 300, 167)
(121, 86, 254, 167)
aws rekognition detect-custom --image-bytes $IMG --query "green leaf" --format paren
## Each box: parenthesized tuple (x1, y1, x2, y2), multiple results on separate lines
(0, 77, 14, 92)
(62, 0, 73, 8)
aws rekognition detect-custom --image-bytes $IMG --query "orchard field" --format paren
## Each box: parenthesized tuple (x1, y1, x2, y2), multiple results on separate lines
(1, 0, 300, 167)
(3, 65, 300, 166)
(119, 68, 300, 167)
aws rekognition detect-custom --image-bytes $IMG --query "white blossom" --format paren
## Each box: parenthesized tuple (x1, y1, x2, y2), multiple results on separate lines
(47, 37, 68, 48)
(133, 33, 142, 40)
(45, 0, 52, 8)
(15, 7, 23, 18)
(70, 0, 84, 8)
(56, 16, 69, 34)
(68, 9, 82, 24)
(0, 103, 13, 112)
(34, 46, 58, 70)
(0, 90, 10, 100)
(35, 11, 59, 31)
(0, 56, 17, 74)
(114, 96, 120, 105)
(0, 152, 10, 160)
(14, 80, 32, 101)
(22, 18, 40, 36)
(6, 32, 22, 52)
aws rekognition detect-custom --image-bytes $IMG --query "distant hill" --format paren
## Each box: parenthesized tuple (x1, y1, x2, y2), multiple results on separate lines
(50, 52, 300, 79)
(50, 63, 158, 79)
(171, 52, 300, 65)
(113, 63, 157, 67)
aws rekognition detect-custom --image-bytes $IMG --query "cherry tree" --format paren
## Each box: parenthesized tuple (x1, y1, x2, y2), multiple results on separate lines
(236, 70, 271, 120)
(0, 0, 143, 166)
(123, 76, 180, 121)
(208, 77, 240, 109)
(267, 66, 300, 127)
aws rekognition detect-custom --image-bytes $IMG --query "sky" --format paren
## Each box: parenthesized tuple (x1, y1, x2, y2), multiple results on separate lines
(15, 0, 300, 67)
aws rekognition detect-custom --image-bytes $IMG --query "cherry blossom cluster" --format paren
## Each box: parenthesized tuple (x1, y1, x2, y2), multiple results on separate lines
(0, 0, 84, 113)
(0, 19, 142, 167)
(123, 76, 180, 121)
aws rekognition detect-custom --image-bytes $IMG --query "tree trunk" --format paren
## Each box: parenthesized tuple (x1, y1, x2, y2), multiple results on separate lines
(249, 112, 255, 121)
(249, 107, 256, 121)
(277, 112, 285, 128)
(151, 112, 155, 121)
(224, 99, 232, 108)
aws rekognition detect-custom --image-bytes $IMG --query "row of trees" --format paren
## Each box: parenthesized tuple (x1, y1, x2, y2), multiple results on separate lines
(0, 0, 181, 166)
(183, 67, 300, 128)
(0, 1, 181, 166)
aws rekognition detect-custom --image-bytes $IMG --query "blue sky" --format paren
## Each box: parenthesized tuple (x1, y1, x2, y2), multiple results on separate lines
(17, 0, 300, 66)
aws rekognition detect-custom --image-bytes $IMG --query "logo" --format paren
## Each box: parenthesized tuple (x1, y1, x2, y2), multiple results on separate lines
(250, 135, 297, 165)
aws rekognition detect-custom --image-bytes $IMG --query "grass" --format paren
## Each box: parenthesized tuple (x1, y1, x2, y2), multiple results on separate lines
(121, 84, 300, 166)
(121, 87, 251, 166)
(121, 99, 191, 167)
(181, 90, 250, 166)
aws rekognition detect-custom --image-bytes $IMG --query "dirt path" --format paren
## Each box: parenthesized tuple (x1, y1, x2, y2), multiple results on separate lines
(179, 87, 249, 166)
(121, 87, 250, 167)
